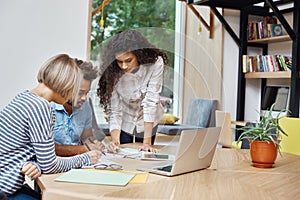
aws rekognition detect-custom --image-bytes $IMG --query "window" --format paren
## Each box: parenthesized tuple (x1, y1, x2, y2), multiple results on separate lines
(90, 0, 183, 124)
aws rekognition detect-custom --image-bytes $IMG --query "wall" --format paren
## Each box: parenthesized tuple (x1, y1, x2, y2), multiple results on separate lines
(222, 10, 240, 121)
(182, 4, 223, 117)
(0, 0, 92, 110)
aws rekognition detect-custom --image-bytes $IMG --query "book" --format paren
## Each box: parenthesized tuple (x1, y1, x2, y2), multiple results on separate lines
(266, 55, 274, 72)
(248, 16, 279, 39)
(242, 55, 248, 73)
(248, 56, 253, 72)
(267, 24, 274, 37)
(278, 55, 288, 71)
(283, 56, 292, 70)
(271, 24, 283, 37)
(248, 22, 255, 40)
(252, 56, 258, 72)
(266, 16, 278, 37)
(257, 19, 264, 39)
(273, 55, 282, 71)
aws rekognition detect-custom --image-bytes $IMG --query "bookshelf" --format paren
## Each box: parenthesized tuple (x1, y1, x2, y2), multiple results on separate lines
(248, 35, 290, 44)
(245, 71, 291, 79)
(187, 0, 300, 137)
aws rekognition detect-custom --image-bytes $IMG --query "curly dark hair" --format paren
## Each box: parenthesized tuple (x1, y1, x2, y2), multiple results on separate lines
(75, 59, 98, 81)
(97, 29, 168, 112)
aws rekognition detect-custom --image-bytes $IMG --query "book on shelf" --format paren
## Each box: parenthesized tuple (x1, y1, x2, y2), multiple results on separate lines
(271, 24, 283, 37)
(283, 56, 292, 70)
(257, 19, 264, 39)
(248, 16, 280, 40)
(273, 55, 281, 71)
(242, 55, 292, 73)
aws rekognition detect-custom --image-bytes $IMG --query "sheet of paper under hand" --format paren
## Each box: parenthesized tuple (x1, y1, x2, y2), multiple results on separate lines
(105, 147, 142, 160)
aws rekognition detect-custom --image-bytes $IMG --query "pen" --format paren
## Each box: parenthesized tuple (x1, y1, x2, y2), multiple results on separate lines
(88, 138, 106, 156)
(84, 142, 91, 151)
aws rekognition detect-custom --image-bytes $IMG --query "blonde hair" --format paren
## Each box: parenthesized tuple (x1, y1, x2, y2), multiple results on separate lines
(37, 54, 82, 101)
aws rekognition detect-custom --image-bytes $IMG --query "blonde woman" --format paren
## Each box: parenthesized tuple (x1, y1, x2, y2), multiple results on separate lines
(0, 54, 101, 199)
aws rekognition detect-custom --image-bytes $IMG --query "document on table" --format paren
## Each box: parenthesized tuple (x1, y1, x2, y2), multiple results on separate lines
(55, 169, 136, 186)
(81, 157, 122, 169)
(105, 147, 142, 159)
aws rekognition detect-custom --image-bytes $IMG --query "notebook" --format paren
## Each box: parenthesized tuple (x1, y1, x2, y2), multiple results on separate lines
(136, 127, 221, 176)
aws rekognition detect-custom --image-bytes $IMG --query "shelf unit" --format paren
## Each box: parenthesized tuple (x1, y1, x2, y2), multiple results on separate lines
(245, 35, 293, 79)
(245, 71, 291, 79)
(187, 0, 300, 134)
(248, 34, 291, 44)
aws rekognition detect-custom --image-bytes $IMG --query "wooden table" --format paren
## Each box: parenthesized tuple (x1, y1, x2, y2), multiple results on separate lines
(37, 144, 300, 200)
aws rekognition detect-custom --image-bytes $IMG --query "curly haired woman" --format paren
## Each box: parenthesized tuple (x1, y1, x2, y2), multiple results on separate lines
(97, 30, 168, 153)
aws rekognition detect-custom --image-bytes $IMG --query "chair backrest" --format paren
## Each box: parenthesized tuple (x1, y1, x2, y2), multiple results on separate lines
(215, 110, 233, 148)
(278, 117, 300, 155)
(88, 98, 107, 140)
(183, 98, 218, 127)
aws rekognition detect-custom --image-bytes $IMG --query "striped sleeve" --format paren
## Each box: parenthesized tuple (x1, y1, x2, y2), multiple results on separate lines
(33, 140, 91, 174)
(27, 96, 92, 173)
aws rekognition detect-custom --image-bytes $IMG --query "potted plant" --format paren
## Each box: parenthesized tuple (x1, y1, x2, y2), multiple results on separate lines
(236, 103, 288, 168)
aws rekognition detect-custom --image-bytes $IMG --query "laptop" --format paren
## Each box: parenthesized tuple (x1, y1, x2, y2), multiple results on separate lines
(136, 127, 221, 176)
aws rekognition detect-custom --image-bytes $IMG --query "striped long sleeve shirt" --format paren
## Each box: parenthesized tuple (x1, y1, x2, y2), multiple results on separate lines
(0, 91, 92, 195)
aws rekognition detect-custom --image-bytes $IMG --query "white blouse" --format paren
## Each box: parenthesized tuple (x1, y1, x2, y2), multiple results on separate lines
(108, 56, 164, 134)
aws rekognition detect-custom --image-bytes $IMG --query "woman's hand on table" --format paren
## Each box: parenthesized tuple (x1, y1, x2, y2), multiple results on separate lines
(107, 129, 121, 153)
(139, 143, 157, 153)
(87, 150, 102, 164)
(107, 141, 120, 153)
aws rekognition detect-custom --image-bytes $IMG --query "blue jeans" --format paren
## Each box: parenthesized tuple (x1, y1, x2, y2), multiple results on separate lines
(8, 184, 41, 200)
(120, 125, 158, 145)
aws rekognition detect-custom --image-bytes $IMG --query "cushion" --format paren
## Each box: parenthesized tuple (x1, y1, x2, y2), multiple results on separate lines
(158, 113, 180, 125)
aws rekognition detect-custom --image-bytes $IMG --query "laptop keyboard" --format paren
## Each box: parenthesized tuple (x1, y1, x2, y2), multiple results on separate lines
(156, 165, 173, 172)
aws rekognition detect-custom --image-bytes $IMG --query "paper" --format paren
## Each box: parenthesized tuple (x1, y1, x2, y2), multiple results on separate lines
(128, 171, 148, 183)
(94, 170, 148, 183)
(82, 157, 122, 169)
(55, 169, 135, 186)
(105, 147, 142, 160)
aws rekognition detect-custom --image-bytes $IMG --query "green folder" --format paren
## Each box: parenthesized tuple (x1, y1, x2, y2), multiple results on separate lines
(55, 169, 136, 186)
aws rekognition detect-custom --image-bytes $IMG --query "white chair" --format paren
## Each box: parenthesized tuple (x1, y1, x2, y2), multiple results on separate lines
(215, 110, 233, 148)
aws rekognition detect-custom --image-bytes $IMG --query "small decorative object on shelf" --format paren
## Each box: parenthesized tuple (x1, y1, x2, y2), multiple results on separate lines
(236, 103, 288, 168)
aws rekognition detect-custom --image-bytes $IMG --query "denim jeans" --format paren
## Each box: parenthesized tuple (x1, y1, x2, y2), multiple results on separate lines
(8, 184, 41, 200)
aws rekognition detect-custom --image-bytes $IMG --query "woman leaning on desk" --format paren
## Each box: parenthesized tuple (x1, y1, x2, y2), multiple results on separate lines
(0, 54, 101, 200)
(97, 29, 168, 153)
